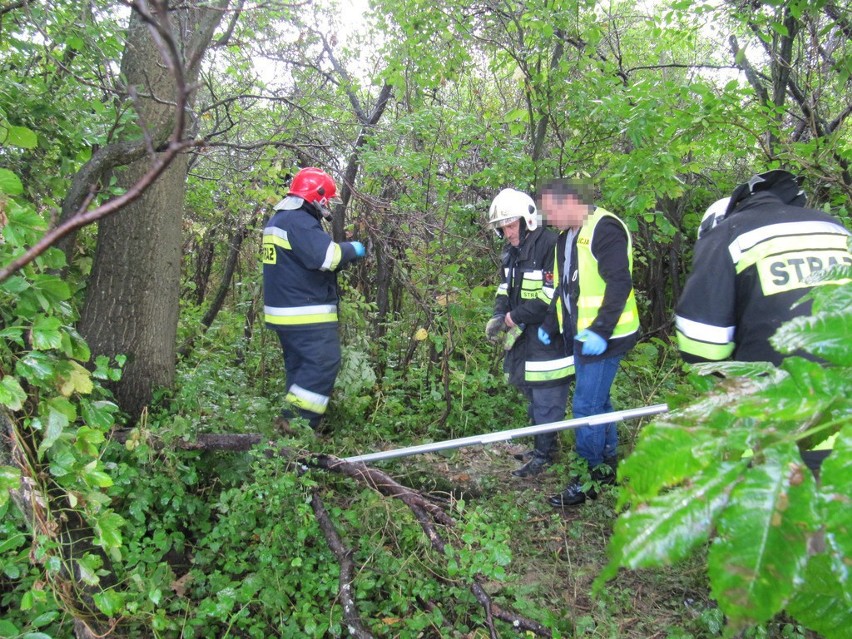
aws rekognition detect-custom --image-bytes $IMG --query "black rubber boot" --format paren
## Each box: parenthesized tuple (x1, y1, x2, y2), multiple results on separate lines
(512, 454, 551, 477)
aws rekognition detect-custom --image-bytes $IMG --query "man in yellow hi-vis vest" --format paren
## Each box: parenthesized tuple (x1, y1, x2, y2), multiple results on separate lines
(537, 179, 639, 506)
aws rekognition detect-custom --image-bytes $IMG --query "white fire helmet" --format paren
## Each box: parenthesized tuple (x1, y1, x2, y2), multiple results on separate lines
(487, 188, 538, 237)
(697, 197, 730, 240)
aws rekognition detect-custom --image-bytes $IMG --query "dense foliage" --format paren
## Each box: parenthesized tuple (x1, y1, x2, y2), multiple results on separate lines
(1, 0, 850, 637)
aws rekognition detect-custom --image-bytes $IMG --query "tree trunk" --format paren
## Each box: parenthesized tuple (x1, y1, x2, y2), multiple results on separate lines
(78, 1, 229, 419)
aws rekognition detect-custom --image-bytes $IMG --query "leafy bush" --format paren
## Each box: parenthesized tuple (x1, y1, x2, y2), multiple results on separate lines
(601, 266, 852, 639)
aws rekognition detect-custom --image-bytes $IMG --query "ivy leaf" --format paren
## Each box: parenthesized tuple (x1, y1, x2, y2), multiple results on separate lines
(600, 462, 744, 585)
(772, 312, 852, 366)
(16, 352, 56, 384)
(94, 511, 125, 549)
(0, 168, 23, 195)
(786, 554, 851, 639)
(38, 396, 76, 456)
(57, 361, 94, 397)
(708, 445, 816, 627)
(82, 459, 114, 488)
(93, 589, 124, 617)
(31, 316, 63, 350)
(0, 376, 27, 411)
(81, 400, 120, 431)
(75, 426, 106, 457)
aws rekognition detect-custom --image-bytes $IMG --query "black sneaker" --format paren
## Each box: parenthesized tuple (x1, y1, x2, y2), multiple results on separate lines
(511, 456, 551, 477)
(512, 448, 535, 462)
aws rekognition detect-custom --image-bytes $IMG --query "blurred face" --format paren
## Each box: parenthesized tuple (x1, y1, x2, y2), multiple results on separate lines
(540, 192, 592, 230)
(499, 218, 523, 246)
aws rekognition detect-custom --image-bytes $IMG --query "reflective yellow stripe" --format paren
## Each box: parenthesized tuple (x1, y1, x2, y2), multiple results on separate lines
(264, 227, 291, 249)
(321, 243, 343, 271)
(812, 432, 837, 451)
(265, 304, 338, 325)
(525, 356, 575, 382)
(676, 332, 735, 361)
(286, 384, 329, 415)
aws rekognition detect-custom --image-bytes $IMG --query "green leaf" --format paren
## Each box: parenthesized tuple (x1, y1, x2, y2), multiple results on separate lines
(708, 445, 816, 626)
(94, 511, 125, 548)
(38, 396, 76, 455)
(0, 168, 23, 195)
(81, 400, 120, 431)
(819, 425, 852, 573)
(0, 465, 22, 509)
(83, 460, 114, 488)
(31, 274, 71, 303)
(0, 376, 27, 411)
(31, 316, 63, 350)
(93, 589, 125, 617)
(619, 408, 742, 502)
(735, 358, 846, 425)
(16, 352, 56, 383)
(786, 554, 851, 639)
(0, 620, 20, 637)
(602, 462, 744, 581)
(772, 312, 852, 366)
(4, 125, 38, 149)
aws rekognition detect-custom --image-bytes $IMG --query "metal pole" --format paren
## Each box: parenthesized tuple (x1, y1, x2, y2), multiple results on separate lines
(344, 403, 668, 464)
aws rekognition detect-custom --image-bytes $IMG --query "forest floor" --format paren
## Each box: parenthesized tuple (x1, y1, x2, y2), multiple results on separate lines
(395, 442, 721, 639)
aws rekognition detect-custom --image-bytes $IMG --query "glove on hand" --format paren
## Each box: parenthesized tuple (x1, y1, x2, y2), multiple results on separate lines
(351, 241, 366, 258)
(485, 315, 506, 342)
(537, 326, 551, 345)
(577, 329, 607, 356)
(503, 324, 524, 351)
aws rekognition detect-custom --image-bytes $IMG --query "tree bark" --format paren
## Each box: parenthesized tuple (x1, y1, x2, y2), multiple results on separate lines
(78, 1, 230, 419)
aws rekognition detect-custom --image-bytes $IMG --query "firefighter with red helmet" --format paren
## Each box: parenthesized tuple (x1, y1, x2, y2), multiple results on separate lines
(262, 167, 366, 432)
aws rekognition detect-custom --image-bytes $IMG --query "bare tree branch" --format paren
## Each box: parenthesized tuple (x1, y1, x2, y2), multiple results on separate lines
(311, 490, 376, 639)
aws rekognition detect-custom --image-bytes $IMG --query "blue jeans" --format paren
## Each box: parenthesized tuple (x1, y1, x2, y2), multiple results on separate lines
(573, 352, 623, 468)
(522, 383, 570, 459)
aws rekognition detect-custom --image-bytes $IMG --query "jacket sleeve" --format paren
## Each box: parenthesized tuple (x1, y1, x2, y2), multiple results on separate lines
(588, 218, 633, 341)
(675, 228, 737, 363)
(493, 261, 510, 317)
(289, 214, 359, 272)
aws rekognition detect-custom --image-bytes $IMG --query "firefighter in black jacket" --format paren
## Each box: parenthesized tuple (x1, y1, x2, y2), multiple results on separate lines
(676, 170, 851, 366)
(676, 169, 851, 473)
(485, 188, 574, 477)
(262, 167, 366, 432)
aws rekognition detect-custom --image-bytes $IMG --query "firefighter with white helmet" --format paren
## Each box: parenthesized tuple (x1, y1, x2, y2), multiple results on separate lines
(676, 169, 851, 474)
(262, 167, 367, 433)
(485, 188, 574, 477)
(696, 197, 730, 240)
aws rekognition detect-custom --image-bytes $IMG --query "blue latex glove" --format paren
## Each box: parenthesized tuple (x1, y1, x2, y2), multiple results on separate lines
(577, 329, 607, 355)
(351, 241, 366, 258)
(537, 326, 551, 345)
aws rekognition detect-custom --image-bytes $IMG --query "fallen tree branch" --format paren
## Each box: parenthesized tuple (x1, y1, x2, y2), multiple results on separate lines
(105, 432, 554, 636)
(310, 490, 376, 639)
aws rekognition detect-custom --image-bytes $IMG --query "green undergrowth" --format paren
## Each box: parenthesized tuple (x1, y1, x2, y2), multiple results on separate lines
(2, 284, 844, 637)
